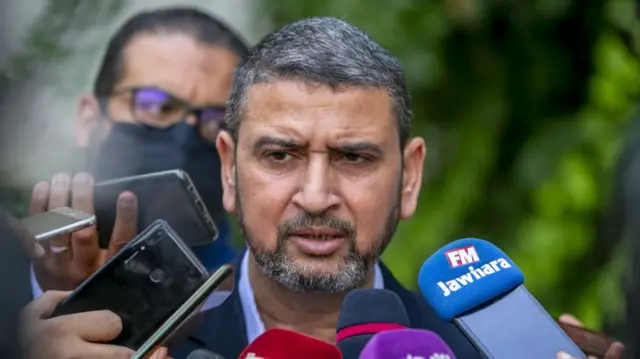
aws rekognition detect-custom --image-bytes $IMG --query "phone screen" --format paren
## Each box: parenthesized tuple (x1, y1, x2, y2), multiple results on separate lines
(21, 210, 90, 239)
(50, 220, 209, 350)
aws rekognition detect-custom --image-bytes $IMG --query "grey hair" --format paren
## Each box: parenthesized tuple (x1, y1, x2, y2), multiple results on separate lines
(225, 17, 412, 147)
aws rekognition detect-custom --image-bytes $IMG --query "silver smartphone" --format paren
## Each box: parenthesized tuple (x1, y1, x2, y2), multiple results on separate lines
(21, 207, 96, 241)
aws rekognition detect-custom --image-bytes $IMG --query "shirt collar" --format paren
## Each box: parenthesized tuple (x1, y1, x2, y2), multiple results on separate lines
(238, 250, 385, 344)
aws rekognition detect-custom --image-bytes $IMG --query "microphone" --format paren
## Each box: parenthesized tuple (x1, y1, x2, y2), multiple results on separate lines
(418, 238, 587, 359)
(186, 349, 226, 359)
(359, 329, 456, 359)
(238, 328, 342, 359)
(336, 288, 410, 359)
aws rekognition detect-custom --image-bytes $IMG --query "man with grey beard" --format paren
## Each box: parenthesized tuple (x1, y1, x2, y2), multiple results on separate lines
(167, 16, 478, 358)
(168, 16, 619, 359)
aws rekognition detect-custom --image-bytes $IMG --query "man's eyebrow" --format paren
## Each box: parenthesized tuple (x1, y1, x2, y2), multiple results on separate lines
(253, 136, 302, 151)
(329, 142, 383, 155)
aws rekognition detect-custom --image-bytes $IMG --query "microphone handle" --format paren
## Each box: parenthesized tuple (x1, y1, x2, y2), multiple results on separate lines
(453, 285, 587, 359)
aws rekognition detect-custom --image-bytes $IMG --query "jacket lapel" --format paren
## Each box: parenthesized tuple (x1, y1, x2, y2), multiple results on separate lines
(172, 257, 480, 359)
(169, 253, 249, 359)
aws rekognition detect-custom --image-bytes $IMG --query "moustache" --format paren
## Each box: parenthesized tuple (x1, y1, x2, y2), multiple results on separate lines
(277, 212, 356, 240)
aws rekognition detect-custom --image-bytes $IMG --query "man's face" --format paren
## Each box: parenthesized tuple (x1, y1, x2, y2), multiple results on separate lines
(217, 81, 426, 293)
(76, 32, 239, 145)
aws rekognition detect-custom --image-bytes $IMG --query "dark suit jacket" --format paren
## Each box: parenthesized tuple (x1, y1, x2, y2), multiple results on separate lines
(0, 210, 35, 359)
(170, 256, 481, 359)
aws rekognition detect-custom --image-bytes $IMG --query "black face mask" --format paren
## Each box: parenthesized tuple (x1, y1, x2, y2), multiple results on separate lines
(88, 122, 224, 220)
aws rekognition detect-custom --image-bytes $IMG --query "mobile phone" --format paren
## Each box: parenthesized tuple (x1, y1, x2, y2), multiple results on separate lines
(50, 219, 210, 350)
(20, 207, 95, 241)
(133, 264, 233, 359)
(557, 320, 618, 358)
(94, 169, 218, 248)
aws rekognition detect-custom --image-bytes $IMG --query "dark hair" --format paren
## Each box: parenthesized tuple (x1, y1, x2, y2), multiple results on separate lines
(225, 17, 412, 147)
(93, 7, 249, 97)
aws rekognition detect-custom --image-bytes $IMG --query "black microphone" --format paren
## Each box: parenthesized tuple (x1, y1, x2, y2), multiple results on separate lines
(186, 349, 226, 359)
(336, 288, 410, 359)
(418, 238, 587, 359)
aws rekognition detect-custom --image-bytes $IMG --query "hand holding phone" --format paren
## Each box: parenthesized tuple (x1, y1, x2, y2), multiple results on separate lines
(28, 172, 139, 292)
(50, 220, 221, 351)
(94, 170, 218, 248)
(21, 291, 135, 359)
(557, 317, 626, 359)
(21, 207, 95, 242)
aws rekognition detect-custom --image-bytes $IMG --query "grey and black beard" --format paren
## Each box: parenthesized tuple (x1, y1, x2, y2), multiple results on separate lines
(235, 169, 401, 293)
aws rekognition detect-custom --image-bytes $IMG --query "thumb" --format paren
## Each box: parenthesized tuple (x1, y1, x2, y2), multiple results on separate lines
(107, 191, 138, 259)
(147, 346, 169, 359)
(22, 291, 70, 321)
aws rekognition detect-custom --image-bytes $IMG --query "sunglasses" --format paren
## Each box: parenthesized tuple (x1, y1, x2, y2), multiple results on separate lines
(108, 86, 226, 143)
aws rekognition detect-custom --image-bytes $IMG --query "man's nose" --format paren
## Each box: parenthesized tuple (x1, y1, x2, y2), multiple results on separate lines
(292, 156, 341, 214)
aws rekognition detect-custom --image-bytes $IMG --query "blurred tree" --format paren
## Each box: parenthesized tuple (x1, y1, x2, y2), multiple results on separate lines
(0, 0, 125, 215)
(262, 0, 640, 332)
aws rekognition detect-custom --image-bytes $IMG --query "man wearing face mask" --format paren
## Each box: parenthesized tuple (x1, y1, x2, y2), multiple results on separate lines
(25, 7, 248, 295)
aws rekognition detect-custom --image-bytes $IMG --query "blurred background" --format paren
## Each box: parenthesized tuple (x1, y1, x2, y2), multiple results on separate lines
(1, 0, 638, 348)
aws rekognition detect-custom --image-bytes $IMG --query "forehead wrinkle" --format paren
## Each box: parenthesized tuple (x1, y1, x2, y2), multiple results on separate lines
(241, 81, 398, 146)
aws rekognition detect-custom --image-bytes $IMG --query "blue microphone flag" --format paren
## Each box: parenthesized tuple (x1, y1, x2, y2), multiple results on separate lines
(418, 238, 524, 321)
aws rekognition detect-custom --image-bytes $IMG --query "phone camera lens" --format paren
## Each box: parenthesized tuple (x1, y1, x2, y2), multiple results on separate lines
(149, 268, 164, 283)
(146, 230, 163, 246)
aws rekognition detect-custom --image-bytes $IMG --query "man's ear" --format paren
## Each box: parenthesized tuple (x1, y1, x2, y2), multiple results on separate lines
(216, 131, 237, 214)
(400, 137, 426, 219)
(75, 94, 102, 147)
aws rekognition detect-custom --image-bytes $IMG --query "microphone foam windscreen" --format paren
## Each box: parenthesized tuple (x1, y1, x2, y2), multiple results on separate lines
(186, 349, 225, 359)
(336, 289, 410, 359)
(418, 238, 524, 321)
(359, 329, 456, 359)
(238, 328, 342, 359)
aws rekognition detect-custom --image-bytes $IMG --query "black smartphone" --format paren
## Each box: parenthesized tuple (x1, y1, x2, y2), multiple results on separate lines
(50, 220, 210, 350)
(94, 169, 218, 248)
(133, 264, 233, 359)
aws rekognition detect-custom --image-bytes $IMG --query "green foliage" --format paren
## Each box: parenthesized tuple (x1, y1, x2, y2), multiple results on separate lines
(0, 0, 126, 207)
(263, 0, 640, 330)
(0, 0, 125, 92)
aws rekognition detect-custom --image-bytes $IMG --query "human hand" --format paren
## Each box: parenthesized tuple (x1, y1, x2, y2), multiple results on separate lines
(558, 314, 625, 359)
(21, 290, 135, 359)
(145, 346, 173, 359)
(29, 172, 138, 291)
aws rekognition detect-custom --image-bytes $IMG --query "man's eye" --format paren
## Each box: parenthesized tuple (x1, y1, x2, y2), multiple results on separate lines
(340, 153, 368, 163)
(267, 151, 292, 162)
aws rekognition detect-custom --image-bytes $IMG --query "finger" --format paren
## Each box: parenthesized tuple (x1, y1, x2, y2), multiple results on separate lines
(29, 181, 50, 215)
(71, 172, 95, 214)
(21, 291, 70, 321)
(47, 173, 72, 210)
(604, 342, 626, 359)
(71, 173, 100, 266)
(51, 310, 123, 342)
(45, 235, 73, 273)
(557, 352, 577, 359)
(80, 343, 135, 359)
(147, 346, 168, 359)
(558, 314, 584, 327)
(106, 191, 138, 259)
